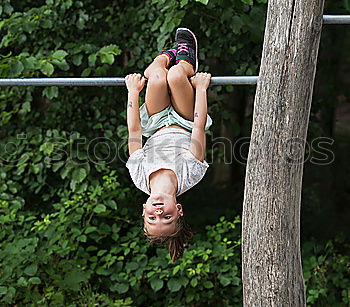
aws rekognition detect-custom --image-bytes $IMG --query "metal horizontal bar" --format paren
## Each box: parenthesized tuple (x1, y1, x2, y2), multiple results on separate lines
(323, 15, 350, 24)
(0, 77, 125, 87)
(211, 76, 259, 85)
(0, 76, 259, 87)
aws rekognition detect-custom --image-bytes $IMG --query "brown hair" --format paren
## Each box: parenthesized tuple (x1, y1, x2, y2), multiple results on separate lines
(143, 216, 195, 263)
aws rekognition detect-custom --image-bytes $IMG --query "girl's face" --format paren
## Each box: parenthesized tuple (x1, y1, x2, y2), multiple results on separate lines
(143, 193, 183, 236)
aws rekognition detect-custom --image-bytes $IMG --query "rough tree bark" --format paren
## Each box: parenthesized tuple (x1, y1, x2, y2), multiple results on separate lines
(242, 0, 325, 306)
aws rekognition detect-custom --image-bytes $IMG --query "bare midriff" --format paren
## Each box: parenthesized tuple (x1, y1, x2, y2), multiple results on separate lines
(156, 124, 191, 133)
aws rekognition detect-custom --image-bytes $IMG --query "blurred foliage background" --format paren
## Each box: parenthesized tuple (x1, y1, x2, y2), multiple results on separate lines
(0, 0, 349, 305)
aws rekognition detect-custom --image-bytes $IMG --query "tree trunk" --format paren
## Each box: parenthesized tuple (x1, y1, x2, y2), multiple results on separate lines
(242, 0, 325, 306)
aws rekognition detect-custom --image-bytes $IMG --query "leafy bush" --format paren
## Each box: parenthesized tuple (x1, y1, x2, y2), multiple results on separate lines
(303, 235, 350, 306)
(1, 176, 242, 306)
(0, 1, 262, 305)
(0, 1, 263, 304)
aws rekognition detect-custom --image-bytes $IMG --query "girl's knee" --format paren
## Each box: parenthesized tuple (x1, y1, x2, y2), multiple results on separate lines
(167, 65, 186, 84)
(146, 68, 167, 85)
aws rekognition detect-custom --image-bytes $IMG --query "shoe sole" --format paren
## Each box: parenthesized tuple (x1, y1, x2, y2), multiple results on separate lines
(176, 27, 198, 73)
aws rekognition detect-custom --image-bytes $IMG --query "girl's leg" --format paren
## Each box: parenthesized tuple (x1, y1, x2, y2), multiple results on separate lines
(143, 56, 171, 117)
(167, 61, 196, 121)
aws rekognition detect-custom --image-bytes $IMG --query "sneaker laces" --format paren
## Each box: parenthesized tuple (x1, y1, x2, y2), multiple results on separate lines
(169, 48, 177, 56)
(178, 43, 189, 54)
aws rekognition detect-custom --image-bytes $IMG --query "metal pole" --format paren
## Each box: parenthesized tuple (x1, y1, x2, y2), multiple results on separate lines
(0, 76, 260, 87)
(211, 76, 259, 85)
(323, 15, 350, 24)
(0, 77, 125, 87)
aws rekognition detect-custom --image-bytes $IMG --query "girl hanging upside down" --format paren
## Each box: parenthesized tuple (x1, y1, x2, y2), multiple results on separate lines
(125, 28, 212, 262)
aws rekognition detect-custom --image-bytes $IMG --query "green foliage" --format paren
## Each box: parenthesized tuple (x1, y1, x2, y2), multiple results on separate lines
(303, 235, 350, 306)
(1, 192, 243, 306)
(344, 0, 350, 12)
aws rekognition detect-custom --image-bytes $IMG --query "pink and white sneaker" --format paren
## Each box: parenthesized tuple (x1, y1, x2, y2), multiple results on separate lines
(175, 27, 198, 72)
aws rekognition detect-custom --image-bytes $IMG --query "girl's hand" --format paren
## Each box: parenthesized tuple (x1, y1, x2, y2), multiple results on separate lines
(190, 72, 211, 90)
(125, 73, 146, 93)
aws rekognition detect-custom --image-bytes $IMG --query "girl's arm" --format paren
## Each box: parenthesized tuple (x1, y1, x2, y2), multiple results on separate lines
(125, 74, 146, 156)
(189, 73, 211, 162)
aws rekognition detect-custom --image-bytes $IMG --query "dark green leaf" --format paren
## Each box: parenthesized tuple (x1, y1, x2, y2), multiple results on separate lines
(81, 67, 91, 77)
(93, 204, 106, 213)
(9, 61, 24, 76)
(218, 275, 231, 287)
(150, 278, 163, 292)
(72, 54, 83, 66)
(110, 283, 129, 294)
(203, 280, 214, 288)
(28, 277, 41, 284)
(52, 50, 68, 59)
(167, 278, 181, 292)
(62, 271, 89, 291)
(24, 263, 38, 276)
(40, 62, 54, 76)
(43, 86, 59, 99)
(72, 168, 87, 183)
(100, 53, 114, 65)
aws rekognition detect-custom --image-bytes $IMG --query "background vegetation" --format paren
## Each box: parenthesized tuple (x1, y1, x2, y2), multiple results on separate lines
(0, 0, 349, 305)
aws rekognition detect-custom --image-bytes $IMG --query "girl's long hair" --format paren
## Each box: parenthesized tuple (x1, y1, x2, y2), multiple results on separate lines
(144, 216, 194, 263)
